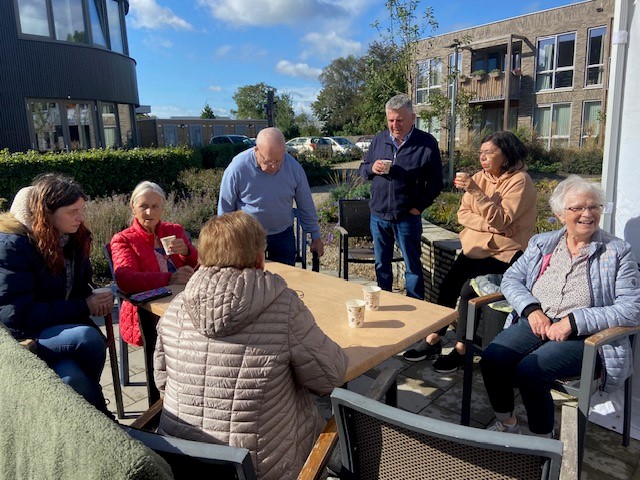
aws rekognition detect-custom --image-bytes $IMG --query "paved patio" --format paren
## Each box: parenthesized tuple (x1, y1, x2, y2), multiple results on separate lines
(99, 267, 640, 480)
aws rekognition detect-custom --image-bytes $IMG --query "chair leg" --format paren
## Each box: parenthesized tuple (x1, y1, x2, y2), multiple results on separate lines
(460, 339, 474, 426)
(623, 373, 633, 447)
(343, 238, 349, 281)
(137, 309, 160, 406)
(104, 313, 125, 419)
(119, 335, 131, 386)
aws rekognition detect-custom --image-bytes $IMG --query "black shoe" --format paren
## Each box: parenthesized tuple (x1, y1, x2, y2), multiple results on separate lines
(432, 349, 466, 373)
(403, 341, 442, 362)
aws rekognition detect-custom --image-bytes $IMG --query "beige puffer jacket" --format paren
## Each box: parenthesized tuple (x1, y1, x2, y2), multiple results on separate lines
(154, 266, 348, 480)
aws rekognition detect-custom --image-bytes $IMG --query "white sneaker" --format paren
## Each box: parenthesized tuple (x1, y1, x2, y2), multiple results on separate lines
(487, 419, 521, 434)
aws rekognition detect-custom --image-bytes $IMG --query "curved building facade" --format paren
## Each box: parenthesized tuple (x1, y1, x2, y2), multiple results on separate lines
(0, 0, 139, 152)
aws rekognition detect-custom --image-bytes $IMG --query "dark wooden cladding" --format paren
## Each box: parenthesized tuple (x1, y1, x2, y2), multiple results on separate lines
(0, 0, 139, 152)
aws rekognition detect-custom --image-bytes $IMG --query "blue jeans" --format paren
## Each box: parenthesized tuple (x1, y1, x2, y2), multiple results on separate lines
(36, 324, 108, 412)
(480, 317, 588, 434)
(370, 214, 424, 299)
(266, 226, 296, 266)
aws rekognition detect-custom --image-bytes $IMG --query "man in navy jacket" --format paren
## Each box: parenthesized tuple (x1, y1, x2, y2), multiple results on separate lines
(359, 94, 443, 299)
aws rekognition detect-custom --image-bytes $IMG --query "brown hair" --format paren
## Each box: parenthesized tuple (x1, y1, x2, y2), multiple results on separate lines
(29, 173, 91, 273)
(198, 211, 266, 269)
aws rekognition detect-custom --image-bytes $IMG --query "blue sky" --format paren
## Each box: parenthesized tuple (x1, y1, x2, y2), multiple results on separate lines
(126, 0, 584, 119)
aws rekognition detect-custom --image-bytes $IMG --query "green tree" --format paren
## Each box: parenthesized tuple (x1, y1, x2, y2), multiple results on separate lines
(295, 111, 322, 136)
(200, 102, 215, 119)
(275, 92, 299, 138)
(312, 55, 366, 135)
(232, 83, 272, 119)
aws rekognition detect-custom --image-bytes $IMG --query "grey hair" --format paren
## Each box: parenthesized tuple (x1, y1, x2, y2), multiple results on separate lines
(385, 94, 413, 114)
(129, 181, 166, 209)
(549, 175, 605, 216)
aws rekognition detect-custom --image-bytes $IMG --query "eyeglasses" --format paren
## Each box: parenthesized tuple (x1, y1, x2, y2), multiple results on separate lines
(478, 149, 498, 157)
(565, 205, 603, 214)
(256, 148, 284, 168)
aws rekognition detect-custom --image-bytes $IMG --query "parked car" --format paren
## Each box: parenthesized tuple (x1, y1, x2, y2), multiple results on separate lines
(210, 134, 255, 147)
(355, 135, 375, 153)
(285, 137, 333, 158)
(325, 136, 363, 158)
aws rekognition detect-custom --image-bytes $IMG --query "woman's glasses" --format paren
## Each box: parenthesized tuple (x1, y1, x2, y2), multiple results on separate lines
(564, 205, 603, 214)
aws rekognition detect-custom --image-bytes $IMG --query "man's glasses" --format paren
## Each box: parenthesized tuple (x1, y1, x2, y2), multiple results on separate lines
(256, 149, 283, 168)
(565, 205, 603, 214)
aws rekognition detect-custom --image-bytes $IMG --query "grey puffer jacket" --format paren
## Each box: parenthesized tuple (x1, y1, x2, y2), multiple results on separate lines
(154, 266, 348, 480)
(501, 227, 640, 392)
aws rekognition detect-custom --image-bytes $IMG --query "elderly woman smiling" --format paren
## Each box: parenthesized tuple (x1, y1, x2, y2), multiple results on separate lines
(110, 181, 198, 346)
(480, 175, 640, 436)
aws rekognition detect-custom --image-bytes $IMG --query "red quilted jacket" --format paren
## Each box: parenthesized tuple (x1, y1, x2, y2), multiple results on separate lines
(110, 219, 198, 345)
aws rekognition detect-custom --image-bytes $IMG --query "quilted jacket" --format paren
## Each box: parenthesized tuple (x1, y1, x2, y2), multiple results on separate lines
(110, 219, 197, 345)
(154, 266, 348, 480)
(0, 213, 94, 339)
(501, 227, 640, 392)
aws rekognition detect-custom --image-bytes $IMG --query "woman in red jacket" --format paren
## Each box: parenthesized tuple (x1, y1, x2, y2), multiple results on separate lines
(110, 181, 198, 346)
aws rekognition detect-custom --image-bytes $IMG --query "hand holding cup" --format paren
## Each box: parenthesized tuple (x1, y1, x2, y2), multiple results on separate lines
(87, 286, 114, 316)
(454, 172, 471, 190)
(374, 159, 393, 175)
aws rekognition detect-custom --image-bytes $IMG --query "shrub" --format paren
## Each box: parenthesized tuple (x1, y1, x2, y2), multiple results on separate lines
(199, 144, 247, 169)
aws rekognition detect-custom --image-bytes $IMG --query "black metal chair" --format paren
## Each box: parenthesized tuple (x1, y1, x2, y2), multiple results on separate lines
(293, 208, 319, 272)
(335, 199, 402, 281)
(460, 292, 640, 479)
(331, 387, 563, 480)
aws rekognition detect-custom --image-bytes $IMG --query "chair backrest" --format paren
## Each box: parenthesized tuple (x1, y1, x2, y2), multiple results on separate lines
(338, 199, 371, 238)
(104, 243, 116, 281)
(123, 427, 257, 480)
(331, 388, 563, 480)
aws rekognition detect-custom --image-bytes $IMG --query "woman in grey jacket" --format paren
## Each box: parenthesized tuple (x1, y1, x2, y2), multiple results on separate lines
(481, 175, 640, 436)
(154, 211, 348, 480)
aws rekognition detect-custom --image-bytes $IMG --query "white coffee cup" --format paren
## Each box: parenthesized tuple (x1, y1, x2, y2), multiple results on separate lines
(160, 235, 176, 255)
(362, 285, 382, 311)
(346, 299, 366, 328)
(92, 287, 112, 295)
(380, 159, 393, 174)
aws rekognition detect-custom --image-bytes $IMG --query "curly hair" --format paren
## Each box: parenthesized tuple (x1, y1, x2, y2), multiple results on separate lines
(29, 173, 91, 273)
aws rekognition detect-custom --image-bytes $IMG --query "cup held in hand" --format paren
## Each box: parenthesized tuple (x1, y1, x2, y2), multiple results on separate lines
(362, 285, 381, 310)
(346, 299, 366, 328)
(160, 235, 176, 255)
(380, 159, 393, 174)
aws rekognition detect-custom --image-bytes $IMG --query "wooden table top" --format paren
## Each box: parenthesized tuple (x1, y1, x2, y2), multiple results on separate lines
(140, 262, 456, 382)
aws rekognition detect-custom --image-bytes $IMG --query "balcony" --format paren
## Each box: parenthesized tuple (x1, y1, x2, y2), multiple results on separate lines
(459, 72, 521, 103)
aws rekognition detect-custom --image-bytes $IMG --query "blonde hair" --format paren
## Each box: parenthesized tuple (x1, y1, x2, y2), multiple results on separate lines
(198, 211, 266, 268)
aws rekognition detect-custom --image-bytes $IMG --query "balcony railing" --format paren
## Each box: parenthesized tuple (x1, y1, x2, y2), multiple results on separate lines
(459, 72, 521, 102)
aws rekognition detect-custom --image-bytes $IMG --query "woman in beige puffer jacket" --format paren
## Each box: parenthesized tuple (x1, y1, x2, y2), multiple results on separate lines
(154, 211, 348, 480)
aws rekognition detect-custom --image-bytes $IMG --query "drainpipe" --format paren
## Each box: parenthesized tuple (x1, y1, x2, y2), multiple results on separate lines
(601, 0, 630, 235)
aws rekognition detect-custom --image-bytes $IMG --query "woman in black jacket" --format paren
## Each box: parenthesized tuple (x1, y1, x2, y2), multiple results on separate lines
(0, 174, 113, 413)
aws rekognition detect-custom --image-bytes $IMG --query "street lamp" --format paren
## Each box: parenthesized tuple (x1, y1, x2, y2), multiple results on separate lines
(447, 39, 461, 186)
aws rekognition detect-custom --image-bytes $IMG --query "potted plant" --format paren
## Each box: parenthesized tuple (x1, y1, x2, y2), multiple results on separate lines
(471, 70, 485, 81)
(458, 74, 470, 84)
(489, 68, 502, 78)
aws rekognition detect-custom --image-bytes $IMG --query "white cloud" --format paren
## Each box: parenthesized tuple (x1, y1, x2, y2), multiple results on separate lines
(207, 85, 223, 91)
(215, 45, 232, 57)
(142, 35, 173, 49)
(279, 86, 322, 114)
(276, 60, 322, 79)
(150, 105, 195, 118)
(300, 31, 362, 60)
(196, 0, 348, 26)
(130, 0, 193, 30)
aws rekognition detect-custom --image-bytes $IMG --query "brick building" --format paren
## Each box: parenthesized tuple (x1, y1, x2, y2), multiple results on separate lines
(413, 0, 612, 149)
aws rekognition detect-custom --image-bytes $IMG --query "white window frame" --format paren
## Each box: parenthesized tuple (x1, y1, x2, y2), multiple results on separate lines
(535, 103, 572, 149)
(585, 26, 606, 88)
(581, 100, 602, 146)
(535, 32, 576, 91)
(415, 58, 442, 104)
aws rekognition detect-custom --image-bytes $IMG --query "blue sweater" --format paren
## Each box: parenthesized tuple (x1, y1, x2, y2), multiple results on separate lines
(217, 148, 321, 239)
(359, 128, 443, 221)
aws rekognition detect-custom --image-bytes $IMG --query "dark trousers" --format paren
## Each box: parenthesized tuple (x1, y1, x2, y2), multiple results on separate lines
(435, 253, 511, 339)
(266, 226, 296, 266)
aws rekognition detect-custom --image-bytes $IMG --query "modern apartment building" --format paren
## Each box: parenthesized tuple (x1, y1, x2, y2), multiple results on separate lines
(413, 0, 612, 149)
(1, 0, 139, 152)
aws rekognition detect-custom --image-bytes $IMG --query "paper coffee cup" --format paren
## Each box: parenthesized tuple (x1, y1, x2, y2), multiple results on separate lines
(160, 235, 176, 255)
(362, 285, 382, 311)
(380, 160, 393, 174)
(346, 299, 366, 328)
(92, 287, 112, 295)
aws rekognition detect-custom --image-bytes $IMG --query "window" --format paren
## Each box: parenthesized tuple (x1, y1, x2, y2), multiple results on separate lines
(235, 124, 247, 135)
(101, 103, 118, 147)
(189, 125, 203, 146)
(213, 125, 224, 136)
(535, 103, 571, 149)
(417, 115, 440, 143)
(52, 0, 87, 43)
(448, 52, 462, 98)
(89, 0, 107, 47)
(17, 0, 50, 36)
(415, 59, 442, 104)
(29, 101, 64, 151)
(163, 125, 178, 146)
(581, 101, 602, 145)
(106, 0, 123, 53)
(65, 102, 95, 149)
(536, 33, 576, 91)
(586, 27, 606, 87)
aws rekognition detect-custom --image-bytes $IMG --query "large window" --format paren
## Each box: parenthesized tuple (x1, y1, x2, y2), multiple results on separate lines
(163, 125, 178, 146)
(581, 101, 602, 145)
(101, 103, 118, 147)
(536, 33, 576, 91)
(30, 101, 64, 151)
(448, 52, 462, 98)
(15, 0, 125, 53)
(417, 115, 440, 143)
(189, 125, 203, 146)
(17, 0, 50, 36)
(415, 59, 442, 104)
(535, 103, 571, 149)
(586, 27, 606, 87)
(65, 102, 96, 148)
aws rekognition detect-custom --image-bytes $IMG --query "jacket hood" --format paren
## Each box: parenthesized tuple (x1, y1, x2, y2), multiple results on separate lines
(182, 266, 288, 338)
(478, 168, 524, 185)
(0, 213, 30, 236)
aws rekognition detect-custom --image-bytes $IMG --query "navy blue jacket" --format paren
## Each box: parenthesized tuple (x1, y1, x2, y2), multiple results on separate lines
(359, 128, 443, 221)
(0, 216, 94, 339)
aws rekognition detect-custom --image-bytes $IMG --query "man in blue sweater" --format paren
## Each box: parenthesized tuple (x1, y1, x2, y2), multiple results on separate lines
(359, 94, 443, 299)
(218, 127, 323, 265)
